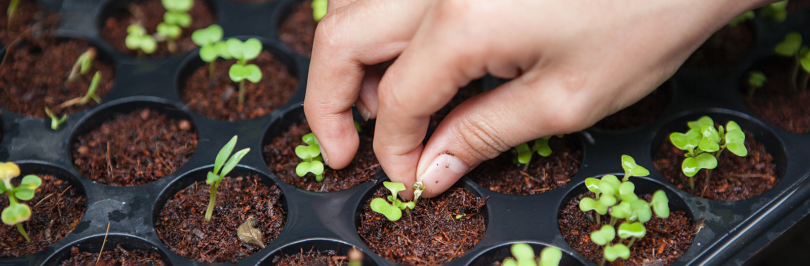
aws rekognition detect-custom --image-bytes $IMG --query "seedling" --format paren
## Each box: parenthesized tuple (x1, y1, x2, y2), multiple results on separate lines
(7, 0, 19, 28)
(44, 107, 67, 130)
(191, 24, 230, 78)
(67, 48, 97, 83)
(759, 1, 788, 22)
(205, 135, 250, 222)
(60, 71, 102, 108)
(746, 71, 767, 97)
(0, 162, 42, 242)
(156, 22, 182, 52)
(669, 116, 748, 193)
(312, 0, 327, 21)
(226, 38, 263, 106)
(160, 0, 193, 53)
(294, 133, 324, 181)
(500, 243, 562, 266)
(728, 11, 754, 27)
(370, 182, 415, 221)
(514, 134, 563, 171)
(125, 24, 157, 55)
(774, 32, 810, 91)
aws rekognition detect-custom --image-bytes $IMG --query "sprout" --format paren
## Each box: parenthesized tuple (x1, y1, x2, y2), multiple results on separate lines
(370, 182, 415, 221)
(7, 0, 19, 28)
(226, 38, 263, 106)
(590, 225, 615, 246)
(0, 162, 42, 242)
(156, 22, 182, 53)
(192, 25, 229, 78)
(501, 243, 562, 266)
(514, 134, 563, 171)
(312, 0, 327, 21)
(603, 244, 630, 264)
(205, 135, 250, 222)
(774, 32, 810, 92)
(669, 116, 748, 192)
(44, 107, 67, 130)
(759, 1, 788, 22)
(60, 71, 102, 108)
(620, 155, 649, 182)
(67, 48, 96, 83)
(728, 11, 754, 27)
(125, 24, 157, 55)
(295, 133, 325, 181)
(746, 71, 767, 97)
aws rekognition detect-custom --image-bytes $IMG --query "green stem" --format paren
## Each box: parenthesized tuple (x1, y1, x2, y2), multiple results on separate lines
(791, 53, 800, 92)
(627, 236, 637, 248)
(800, 70, 809, 92)
(204, 181, 220, 222)
(238, 80, 246, 106)
(600, 256, 606, 266)
(701, 169, 713, 198)
(209, 60, 216, 79)
(690, 176, 695, 191)
(610, 216, 616, 227)
(16, 223, 30, 242)
(596, 214, 601, 225)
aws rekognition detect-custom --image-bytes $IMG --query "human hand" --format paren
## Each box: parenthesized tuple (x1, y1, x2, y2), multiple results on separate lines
(304, 0, 776, 199)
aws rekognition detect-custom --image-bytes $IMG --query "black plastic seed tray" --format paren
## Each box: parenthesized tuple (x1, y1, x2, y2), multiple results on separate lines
(1, 0, 810, 265)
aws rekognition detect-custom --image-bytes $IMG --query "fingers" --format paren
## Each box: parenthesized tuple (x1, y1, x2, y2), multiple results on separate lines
(355, 65, 381, 121)
(326, 0, 357, 13)
(304, 0, 433, 169)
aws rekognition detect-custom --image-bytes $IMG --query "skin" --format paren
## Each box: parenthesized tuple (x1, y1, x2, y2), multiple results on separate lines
(305, 0, 779, 199)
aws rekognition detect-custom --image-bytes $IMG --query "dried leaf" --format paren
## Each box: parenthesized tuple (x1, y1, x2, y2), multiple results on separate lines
(237, 217, 265, 248)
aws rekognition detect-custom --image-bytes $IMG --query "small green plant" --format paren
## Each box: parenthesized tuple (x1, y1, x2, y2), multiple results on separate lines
(156, 22, 182, 52)
(669, 116, 748, 193)
(759, 1, 788, 22)
(7, 0, 19, 28)
(774, 31, 810, 92)
(370, 182, 415, 221)
(746, 71, 767, 97)
(728, 11, 754, 27)
(205, 135, 250, 222)
(191, 24, 230, 78)
(294, 133, 325, 181)
(514, 134, 563, 171)
(0, 162, 42, 242)
(500, 243, 562, 266)
(226, 38, 263, 106)
(159, 0, 193, 52)
(312, 0, 327, 21)
(44, 107, 67, 130)
(67, 48, 96, 83)
(125, 24, 157, 55)
(60, 71, 102, 108)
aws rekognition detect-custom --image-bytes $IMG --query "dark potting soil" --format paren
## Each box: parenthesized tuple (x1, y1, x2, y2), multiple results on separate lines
(101, 0, 215, 57)
(594, 85, 672, 130)
(72, 108, 198, 186)
(358, 187, 487, 265)
(155, 175, 285, 263)
(0, 175, 86, 258)
(278, 0, 317, 57)
(683, 21, 754, 68)
(740, 56, 810, 134)
(787, 0, 810, 11)
(0, 0, 47, 46)
(60, 245, 166, 266)
(263, 120, 379, 192)
(0, 17, 115, 117)
(270, 248, 349, 266)
(653, 132, 777, 201)
(559, 193, 694, 266)
(180, 51, 299, 121)
(467, 135, 582, 195)
(429, 84, 484, 127)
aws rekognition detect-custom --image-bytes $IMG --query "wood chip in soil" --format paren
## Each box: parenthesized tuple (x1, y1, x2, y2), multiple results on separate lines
(263, 120, 379, 192)
(72, 108, 197, 186)
(740, 56, 810, 134)
(278, 0, 317, 57)
(0, 175, 86, 258)
(468, 135, 582, 195)
(559, 193, 694, 266)
(594, 84, 672, 130)
(181, 51, 298, 121)
(60, 244, 166, 266)
(358, 187, 487, 265)
(653, 132, 777, 201)
(101, 0, 215, 57)
(271, 248, 350, 266)
(683, 21, 754, 68)
(155, 175, 286, 263)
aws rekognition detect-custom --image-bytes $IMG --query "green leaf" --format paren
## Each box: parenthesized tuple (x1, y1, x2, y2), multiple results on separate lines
(221, 148, 250, 177)
(725, 129, 745, 145)
(579, 197, 597, 212)
(728, 11, 754, 27)
(511, 243, 535, 261)
(534, 138, 552, 157)
(192, 24, 223, 46)
(214, 135, 238, 175)
(244, 64, 262, 83)
(593, 201, 608, 215)
(1, 203, 31, 225)
(214, 41, 231, 59)
(400, 201, 415, 210)
(601, 175, 622, 196)
(295, 144, 321, 160)
(619, 182, 637, 202)
(156, 22, 181, 39)
(515, 143, 532, 165)
(370, 198, 402, 221)
(670, 131, 699, 151)
(604, 244, 630, 262)
(296, 161, 324, 177)
(302, 133, 319, 145)
(597, 179, 616, 198)
(226, 38, 263, 61)
(590, 225, 615, 246)
(164, 11, 191, 28)
(775, 32, 802, 57)
(631, 199, 653, 223)
(383, 182, 406, 198)
(621, 155, 649, 179)
(200, 44, 218, 62)
(682, 157, 699, 177)
(726, 120, 742, 133)
(695, 153, 718, 170)
(652, 190, 670, 218)
(539, 247, 563, 266)
(206, 171, 220, 184)
(617, 222, 646, 239)
(162, 0, 193, 12)
(609, 201, 631, 219)
(698, 127, 721, 152)
(802, 50, 810, 73)
(230, 64, 248, 82)
(688, 116, 714, 131)
(584, 178, 600, 193)
(747, 71, 767, 89)
(599, 194, 616, 207)
(127, 24, 146, 35)
(312, 0, 327, 21)
(14, 175, 41, 200)
(502, 258, 517, 266)
(727, 142, 748, 157)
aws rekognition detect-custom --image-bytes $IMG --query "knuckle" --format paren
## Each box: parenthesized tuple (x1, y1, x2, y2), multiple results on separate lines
(452, 116, 510, 161)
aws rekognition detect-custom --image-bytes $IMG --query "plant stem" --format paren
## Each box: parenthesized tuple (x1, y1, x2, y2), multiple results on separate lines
(16, 223, 30, 242)
(208, 60, 216, 79)
(610, 216, 616, 227)
(596, 214, 601, 225)
(238, 80, 246, 106)
(204, 181, 220, 222)
(627, 236, 637, 248)
(690, 176, 694, 191)
(521, 162, 529, 172)
(701, 169, 713, 198)
(791, 54, 800, 92)
(167, 40, 177, 53)
(800, 70, 809, 92)
(600, 256, 606, 266)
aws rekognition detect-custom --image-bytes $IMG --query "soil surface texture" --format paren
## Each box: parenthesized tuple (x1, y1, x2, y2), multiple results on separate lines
(0, 175, 86, 258)
(101, 0, 215, 57)
(72, 108, 198, 186)
(358, 186, 487, 265)
(278, 0, 317, 57)
(787, 0, 810, 10)
(156, 175, 286, 263)
(468, 135, 582, 195)
(683, 21, 754, 68)
(559, 193, 694, 266)
(181, 51, 298, 121)
(653, 132, 777, 201)
(264, 120, 379, 192)
(741, 56, 810, 134)
(0, 0, 48, 45)
(594, 85, 672, 130)
(60, 245, 166, 266)
(270, 248, 350, 266)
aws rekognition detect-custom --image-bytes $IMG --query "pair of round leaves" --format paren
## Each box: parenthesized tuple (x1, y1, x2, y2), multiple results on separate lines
(370, 182, 415, 221)
(0, 162, 42, 225)
(125, 24, 157, 54)
(620, 155, 649, 181)
(670, 117, 748, 177)
(192, 25, 231, 62)
(590, 223, 646, 246)
(162, 0, 193, 12)
(164, 11, 191, 28)
(156, 23, 182, 39)
(515, 135, 561, 165)
(295, 133, 325, 180)
(227, 38, 264, 83)
(774, 32, 810, 72)
(502, 243, 563, 266)
(604, 244, 630, 262)
(580, 175, 636, 215)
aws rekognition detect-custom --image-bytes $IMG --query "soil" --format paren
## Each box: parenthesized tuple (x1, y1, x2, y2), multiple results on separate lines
(740, 56, 810, 134)
(180, 51, 299, 121)
(278, 0, 317, 57)
(101, 0, 215, 57)
(683, 21, 754, 68)
(0, 0, 47, 46)
(0, 175, 87, 258)
(787, 0, 810, 11)
(263, 120, 379, 192)
(155, 174, 286, 263)
(357, 186, 487, 265)
(429, 85, 484, 127)
(653, 132, 778, 201)
(559, 193, 694, 266)
(72, 108, 198, 186)
(270, 248, 349, 266)
(594, 85, 672, 130)
(467, 135, 582, 195)
(60, 245, 166, 266)
(0, 5, 115, 118)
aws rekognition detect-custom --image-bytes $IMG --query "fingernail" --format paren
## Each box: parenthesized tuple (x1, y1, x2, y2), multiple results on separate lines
(356, 102, 371, 121)
(418, 154, 469, 196)
(319, 145, 329, 166)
